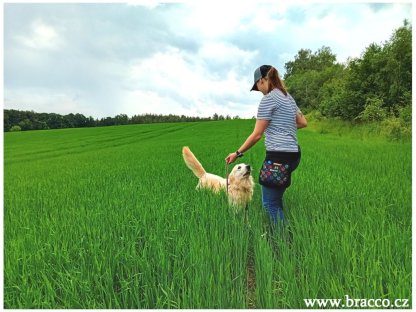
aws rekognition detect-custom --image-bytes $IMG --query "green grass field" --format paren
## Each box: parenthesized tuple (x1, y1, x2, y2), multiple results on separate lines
(4, 120, 411, 308)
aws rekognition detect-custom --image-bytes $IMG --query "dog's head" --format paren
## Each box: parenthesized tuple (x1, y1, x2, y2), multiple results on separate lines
(228, 163, 254, 208)
(229, 163, 252, 181)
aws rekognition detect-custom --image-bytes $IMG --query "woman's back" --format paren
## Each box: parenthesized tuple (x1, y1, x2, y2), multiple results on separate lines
(257, 88, 299, 152)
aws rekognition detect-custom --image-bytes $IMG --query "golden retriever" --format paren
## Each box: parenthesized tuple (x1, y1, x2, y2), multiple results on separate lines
(182, 146, 254, 210)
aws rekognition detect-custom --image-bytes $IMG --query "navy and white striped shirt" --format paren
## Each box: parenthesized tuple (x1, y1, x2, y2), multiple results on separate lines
(257, 88, 300, 152)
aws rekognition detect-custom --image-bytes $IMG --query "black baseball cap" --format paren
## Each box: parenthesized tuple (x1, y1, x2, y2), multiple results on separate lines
(250, 65, 272, 91)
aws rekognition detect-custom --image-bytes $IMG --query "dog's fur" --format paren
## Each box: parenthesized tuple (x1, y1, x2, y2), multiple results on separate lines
(182, 146, 254, 210)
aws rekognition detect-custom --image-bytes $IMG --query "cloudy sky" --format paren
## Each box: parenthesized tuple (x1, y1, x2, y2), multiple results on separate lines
(4, 2, 412, 119)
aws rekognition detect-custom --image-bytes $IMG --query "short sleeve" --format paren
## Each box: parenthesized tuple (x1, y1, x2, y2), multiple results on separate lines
(256, 95, 275, 120)
(289, 94, 301, 113)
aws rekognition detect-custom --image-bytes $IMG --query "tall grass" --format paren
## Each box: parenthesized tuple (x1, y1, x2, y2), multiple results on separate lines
(268, 132, 411, 307)
(305, 111, 412, 142)
(4, 120, 411, 308)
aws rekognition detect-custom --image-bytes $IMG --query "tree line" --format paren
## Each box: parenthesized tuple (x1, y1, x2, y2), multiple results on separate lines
(3, 110, 243, 132)
(283, 20, 411, 137)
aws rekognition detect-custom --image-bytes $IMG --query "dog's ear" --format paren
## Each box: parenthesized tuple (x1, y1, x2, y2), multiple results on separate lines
(228, 174, 236, 184)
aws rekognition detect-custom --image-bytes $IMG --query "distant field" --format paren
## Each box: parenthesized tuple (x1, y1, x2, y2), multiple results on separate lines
(4, 120, 411, 308)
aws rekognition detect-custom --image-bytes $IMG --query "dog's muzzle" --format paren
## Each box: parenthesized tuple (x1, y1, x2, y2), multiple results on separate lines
(243, 165, 251, 177)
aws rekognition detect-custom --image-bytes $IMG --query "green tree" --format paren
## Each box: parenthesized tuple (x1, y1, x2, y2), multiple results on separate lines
(4, 110, 11, 131)
(18, 119, 33, 131)
(339, 20, 411, 120)
(10, 125, 21, 132)
(284, 47, 341, 112)
(285, 21, 412, 121)
(356, 97, 387, 122)
(114, 114, 129, 125)
(284, 46, 337, 79)
(383, 20, 412, 108)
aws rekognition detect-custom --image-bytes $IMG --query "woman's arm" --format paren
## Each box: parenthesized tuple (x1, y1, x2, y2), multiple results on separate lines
(296, 111, 307, 129)
(225, 119, 269, 164)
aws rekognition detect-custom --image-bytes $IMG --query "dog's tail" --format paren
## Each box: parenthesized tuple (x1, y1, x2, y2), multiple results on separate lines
(182, 146, 206, 178)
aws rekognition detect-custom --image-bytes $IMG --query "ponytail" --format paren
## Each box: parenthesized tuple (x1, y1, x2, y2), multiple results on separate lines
(266, 67, 288, 96)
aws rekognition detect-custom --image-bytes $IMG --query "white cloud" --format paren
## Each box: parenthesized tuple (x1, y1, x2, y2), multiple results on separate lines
(121, 90, 188, 116)
(182, 2, 292, 37)
(182, 2, 254, 38)
(127, 47, 202, 97)
(14, 19, 64, 50)
(5, 88, 82, 115)
(125, 46, 259, 118)
(197, 42, 258, 68)
(125, 1, 161, 9)
(288, 4, 412, 63)
(246, 6, 287, 32)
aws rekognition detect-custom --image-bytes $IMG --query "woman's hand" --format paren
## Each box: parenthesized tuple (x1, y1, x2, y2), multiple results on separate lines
(225, 152, 238, 164)
(296, 111, 307, 128)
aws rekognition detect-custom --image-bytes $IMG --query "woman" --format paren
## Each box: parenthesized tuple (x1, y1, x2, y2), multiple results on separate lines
(225, 65, 307, 225)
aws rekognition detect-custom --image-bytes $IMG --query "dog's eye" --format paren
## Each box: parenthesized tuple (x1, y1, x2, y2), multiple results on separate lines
(237, 166, 241, 170)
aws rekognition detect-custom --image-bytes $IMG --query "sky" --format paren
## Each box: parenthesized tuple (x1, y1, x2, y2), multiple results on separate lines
(3, 1, 413, 119)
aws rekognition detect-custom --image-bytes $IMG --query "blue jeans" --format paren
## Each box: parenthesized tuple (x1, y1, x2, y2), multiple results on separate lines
(262, 186, 286, 224)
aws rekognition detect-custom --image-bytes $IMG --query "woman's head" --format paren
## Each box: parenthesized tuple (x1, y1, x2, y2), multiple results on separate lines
(250, 65, 288, 96)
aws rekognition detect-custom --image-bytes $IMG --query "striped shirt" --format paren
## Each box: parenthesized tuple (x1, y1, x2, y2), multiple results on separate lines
(256, 88, 300, 152)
